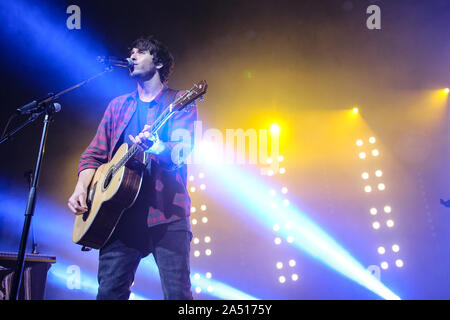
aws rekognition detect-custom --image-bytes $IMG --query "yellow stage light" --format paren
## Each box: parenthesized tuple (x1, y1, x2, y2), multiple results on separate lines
(270, 123, 280, 135)
(445, 88, 449, 94)
(352, 107, 359, 114)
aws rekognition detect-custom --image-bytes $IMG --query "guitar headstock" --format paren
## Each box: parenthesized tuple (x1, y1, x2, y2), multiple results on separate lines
(172, 80, 208, 112)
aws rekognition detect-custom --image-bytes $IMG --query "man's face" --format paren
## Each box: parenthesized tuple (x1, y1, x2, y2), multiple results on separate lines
(129, 47, 160, 80)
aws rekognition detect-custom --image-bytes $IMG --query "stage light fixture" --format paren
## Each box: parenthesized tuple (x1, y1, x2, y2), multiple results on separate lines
(270, 123, 280, 135)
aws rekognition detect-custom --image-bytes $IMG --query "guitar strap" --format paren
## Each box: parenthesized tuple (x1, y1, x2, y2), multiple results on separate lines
(144, 88, 179, 169)
(157, 88, 179, 141)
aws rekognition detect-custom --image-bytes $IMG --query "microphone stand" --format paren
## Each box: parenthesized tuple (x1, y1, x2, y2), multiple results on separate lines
(24, 170, 39, 254)
(1, 67, 113, 300)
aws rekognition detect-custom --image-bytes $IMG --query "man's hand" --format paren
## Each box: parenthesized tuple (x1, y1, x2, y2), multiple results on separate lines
(68, 183, 89, 215)
(129, 124, 157, 151)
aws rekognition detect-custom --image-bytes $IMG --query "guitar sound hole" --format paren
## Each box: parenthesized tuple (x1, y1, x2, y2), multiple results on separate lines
(103, 168, 114, 190)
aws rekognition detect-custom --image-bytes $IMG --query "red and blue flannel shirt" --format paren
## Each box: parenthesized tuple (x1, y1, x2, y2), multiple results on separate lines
(77, 85, 197, 227)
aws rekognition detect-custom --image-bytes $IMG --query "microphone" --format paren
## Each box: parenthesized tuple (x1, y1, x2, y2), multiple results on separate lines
(52, 103, 62, 113)
(97, 56, 134, 68)
(16, 102, 61, 115)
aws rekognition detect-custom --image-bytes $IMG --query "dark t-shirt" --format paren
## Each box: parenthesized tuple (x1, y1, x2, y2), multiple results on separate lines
(111, 98, 190, 256)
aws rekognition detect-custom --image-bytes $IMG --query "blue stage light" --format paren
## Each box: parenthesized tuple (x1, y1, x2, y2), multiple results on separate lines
(198, 152, 400, 300)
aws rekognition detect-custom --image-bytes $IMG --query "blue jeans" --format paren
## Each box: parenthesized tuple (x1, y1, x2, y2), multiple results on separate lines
(96, 218, 193, 300)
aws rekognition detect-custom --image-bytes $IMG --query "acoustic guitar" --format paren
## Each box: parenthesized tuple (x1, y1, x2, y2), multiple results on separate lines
(72, 80, 207, 249)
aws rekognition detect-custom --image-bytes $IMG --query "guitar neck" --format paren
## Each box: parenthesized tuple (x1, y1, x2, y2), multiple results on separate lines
(111, 80, 207, 174)
(112, 103, 176, 173)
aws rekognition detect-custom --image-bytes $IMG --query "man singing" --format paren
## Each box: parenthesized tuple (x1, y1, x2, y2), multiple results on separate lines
(67, 35, 197, 300)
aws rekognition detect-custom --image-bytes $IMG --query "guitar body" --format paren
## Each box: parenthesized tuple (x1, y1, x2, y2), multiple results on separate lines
(72, 143, 144, 249)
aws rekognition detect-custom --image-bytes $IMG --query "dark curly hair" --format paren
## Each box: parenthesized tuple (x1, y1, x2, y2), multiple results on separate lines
(129, 35, 174, 83)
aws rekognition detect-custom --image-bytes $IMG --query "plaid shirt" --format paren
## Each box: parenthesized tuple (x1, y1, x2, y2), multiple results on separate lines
(78, 86, 197, 227)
